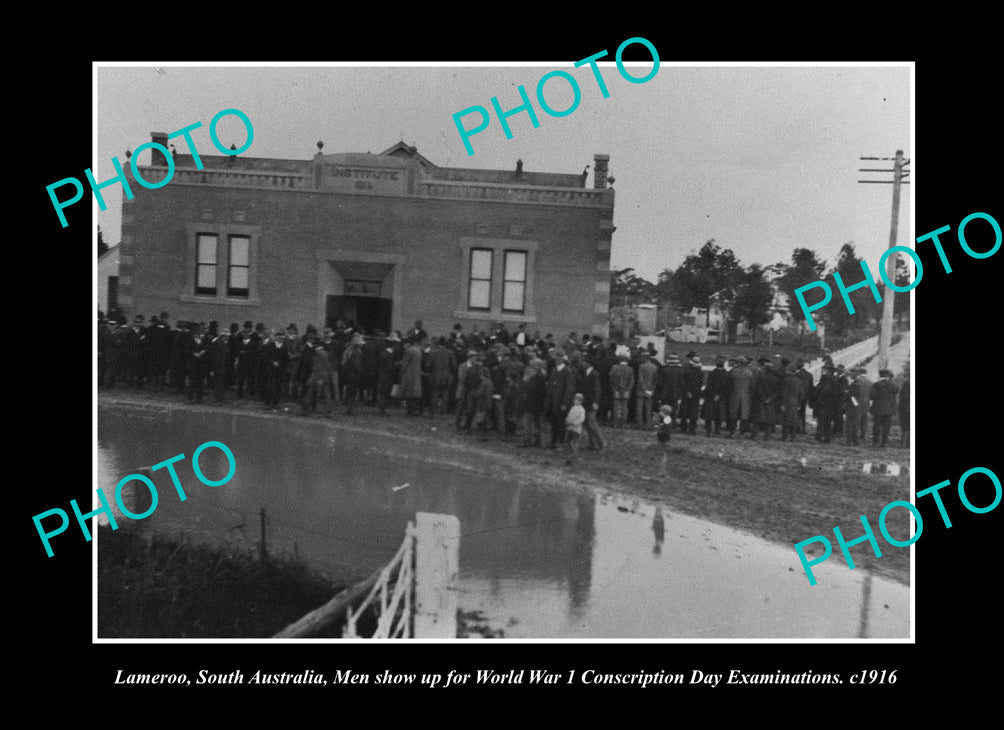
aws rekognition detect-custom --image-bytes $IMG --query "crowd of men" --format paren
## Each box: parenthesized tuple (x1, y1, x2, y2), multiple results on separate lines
(98, 312, 910, 450)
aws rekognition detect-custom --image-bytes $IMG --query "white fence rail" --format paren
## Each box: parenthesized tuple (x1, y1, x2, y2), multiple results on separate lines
(805, 335, 879, 383)
(345, 522, 415, 638)
(274, 512, 458, 639)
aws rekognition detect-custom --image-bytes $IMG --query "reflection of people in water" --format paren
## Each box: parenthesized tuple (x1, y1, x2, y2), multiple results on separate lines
(656, 405, 673, 474)
(652, 505, 665, 556)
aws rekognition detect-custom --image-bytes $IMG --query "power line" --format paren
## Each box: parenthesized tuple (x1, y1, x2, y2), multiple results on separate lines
(858, 149, 909, 370)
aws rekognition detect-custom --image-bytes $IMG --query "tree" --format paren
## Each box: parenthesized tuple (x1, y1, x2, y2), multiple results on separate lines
(827, 242, 880, 336)
(775, 247, 827, 328)
(655, 267, 676, 306)
(732, 264, 774, 343)
(609, 268, 656, 307)
(98, 225, 109, 258)
(671, 239, 743, 312)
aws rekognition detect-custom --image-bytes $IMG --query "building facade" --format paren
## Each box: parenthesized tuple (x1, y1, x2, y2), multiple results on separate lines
(117, 139, 615, 338)
(98, 243, 119, 316)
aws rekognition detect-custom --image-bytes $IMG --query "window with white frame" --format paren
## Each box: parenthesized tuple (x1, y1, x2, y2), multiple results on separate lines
(468, 248, 493, 311)
(502, 250, 527, 314)
(184, 223, 260, 304)
(196, 234, 218, 295)
(228, 235, 250, 297)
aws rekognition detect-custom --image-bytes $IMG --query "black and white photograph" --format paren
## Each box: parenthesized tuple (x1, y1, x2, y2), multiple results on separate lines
(20, 32, 999, 705)
(90, 61, 913, 641)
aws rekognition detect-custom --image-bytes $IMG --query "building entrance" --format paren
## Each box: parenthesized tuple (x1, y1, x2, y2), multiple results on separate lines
(326, 294, 392, 334)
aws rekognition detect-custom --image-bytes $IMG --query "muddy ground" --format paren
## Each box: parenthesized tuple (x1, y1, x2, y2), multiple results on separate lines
(97, 388, 912, 586)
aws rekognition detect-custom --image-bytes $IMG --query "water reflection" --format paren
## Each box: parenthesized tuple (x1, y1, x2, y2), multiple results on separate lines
(98, 404, 909, 639)
(652, 506, 665, 557)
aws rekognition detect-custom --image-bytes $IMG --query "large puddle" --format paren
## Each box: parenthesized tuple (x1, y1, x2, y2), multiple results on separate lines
(96, 404, 909, 639)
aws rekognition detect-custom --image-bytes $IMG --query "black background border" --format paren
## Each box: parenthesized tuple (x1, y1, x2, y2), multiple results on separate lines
(21, 23, 997, 709)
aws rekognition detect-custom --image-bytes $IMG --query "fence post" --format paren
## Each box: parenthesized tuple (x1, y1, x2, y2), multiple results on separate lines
(260, 507, 267, 566)
(413, 512, 459, 638)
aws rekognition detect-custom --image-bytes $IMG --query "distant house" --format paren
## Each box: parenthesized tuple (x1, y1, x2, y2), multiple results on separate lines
(98, 244, 120, 316)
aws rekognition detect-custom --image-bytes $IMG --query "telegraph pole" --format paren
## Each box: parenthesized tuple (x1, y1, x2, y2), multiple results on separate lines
(859, 150, 910, 370)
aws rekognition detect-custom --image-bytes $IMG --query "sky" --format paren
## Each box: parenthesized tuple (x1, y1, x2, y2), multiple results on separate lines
(96, 63, 911, 283)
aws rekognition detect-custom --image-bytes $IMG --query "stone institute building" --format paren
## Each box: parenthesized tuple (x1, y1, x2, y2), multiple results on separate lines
(117, 139, 615, 338)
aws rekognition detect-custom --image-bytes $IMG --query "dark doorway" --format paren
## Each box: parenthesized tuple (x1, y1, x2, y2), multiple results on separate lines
(326, 295, 392, 334)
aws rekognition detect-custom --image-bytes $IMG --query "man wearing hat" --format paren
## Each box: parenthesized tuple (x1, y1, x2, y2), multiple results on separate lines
(145, 312, 172, 389)
(185, 323, 210, 404)
(727, 356, 753, 437)
(702, 356, 728, 436)
(794, 359, 814, 434)
(261, 328, 288, 410)
(124, 314, 147, 387)
(457, 351, 483, 431)
(869, 369, 898, 447)
(399, 334, 425, 416)
(609, 351, 635, 428)
(844, 367, 872, 446)
(658, 353, 683, 429)
(832, 364, 849, 437)
(752, 358, 782, 440)
(544, 348, 577, 447)
(302, 332, 335, 418)
(813, 364, 841, 443)
(235, 321, 259, 399)
(167, 320, 190, 394)
(779, 363, 805, 441)
(284, 324, 302, 402)
(428, 336, 456, 417)
(518, 357, 548, 446)
(208, 326, 231, 405)
(636, 352, 660, 429)
(680, 352, 703, 434)
(409, 320, 428, 343)
(341, 332, 365, 415)
(581, 356, 605, 450)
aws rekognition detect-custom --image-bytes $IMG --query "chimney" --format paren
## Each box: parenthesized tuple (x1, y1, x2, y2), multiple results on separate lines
(151, 132, 169, 166)
(593, 154, 609, 189)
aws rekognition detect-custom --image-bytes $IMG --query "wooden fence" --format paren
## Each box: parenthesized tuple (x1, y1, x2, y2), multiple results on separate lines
(274, 512, 459, 639)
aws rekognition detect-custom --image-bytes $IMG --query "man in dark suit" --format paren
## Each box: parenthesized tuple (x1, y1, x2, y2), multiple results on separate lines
(341, 333, 364, 415)
(408, 320, 428, 343)
(659, 353, 683, 429)
(185, 325, 210, 404)
(844, 367, 872, 446)
(680, 353, 704, 434)
(702, 357, 728, 436)
(235, 321, 259, 399)
(544, 348, 577, 448)
(263, 329, 290, 410)
(794, 359, 814, 433)
(814, 365, 841, 443)
(208, 329, 231, 404)
(870, 369, 899, 447)
(581, 358, 605, 450)
(727, 356, 754, 437)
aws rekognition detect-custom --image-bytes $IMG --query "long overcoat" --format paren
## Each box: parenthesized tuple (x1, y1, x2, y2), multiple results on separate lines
(544, 363, 577, 417)
(753, 366, 782, 425)
(399, 342, 424, 399)
(870, 378, 898, 416)
(779, 371, 805, 427)
(701, 366, 729, 420)
(727, 364, 753, 420)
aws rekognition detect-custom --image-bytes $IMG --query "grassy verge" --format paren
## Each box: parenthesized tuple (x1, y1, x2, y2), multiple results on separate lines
(97, 526, 348, 638)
